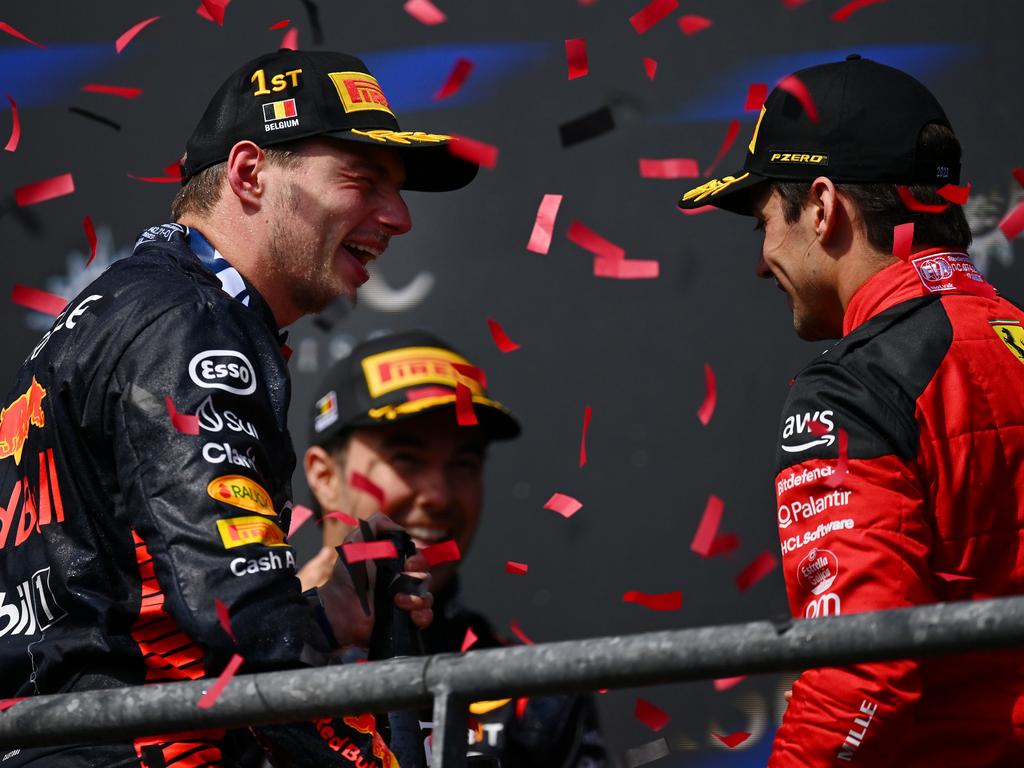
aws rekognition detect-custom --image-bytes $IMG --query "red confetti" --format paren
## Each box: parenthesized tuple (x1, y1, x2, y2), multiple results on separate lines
(526, 194, 563, 255)
(288, 504, 315, 537)
(999, 202, 1024, 241)
(697, 363, 717, 426)
(505, 561, 529, 575)
(643, 57, 658, 80)
(678, 205, 715, 216)
(937, 183, 971, 205)
(0, 22, 44, 48)
(824, 427, 849, 488)
(776, 75, 819, 123)
(713, 676, 746, 692)
(435, 57, 474, 100)
(0, 698, 25, 712)
(937, 572, 974, 583)
(214, 597, 237, 644)
(280, 27, 298, 50)
(677, 15, 712, 35)
(452, 363, 486, 388)
(404, 0, 447, 25)
(515, 697, 528, 718)
(639, 158, 699, 179)
(702, 119, 740, 177)
(268, 19, 290, 30)
(623, 590, 682, 611)
(634, 698, 670, 731)
(461, 628, 478, 652)
(115, 16, 160, 54)
(487, 318, 520, 352)
(82, 84, 143, 99)
(783, 0, 813, 7)
(544, 492, 582, 519)
(197, 653, 244, 709)
(896, 186, 948, 214)
(199, 0, 229, 25)
(448, 134, 498, 170)
(629, 0, 679, 34)
(579, 404, 592, 467)
(342, 540, 399, 564)
(4, 95, 19, 152)
(809, 419, 828, 436)
(83, 215, 97, 267)
(508, 620, 535, 645)
(713, 731, 751, 748)
(422, 539, 461, 566)
(349, 471, 385, 507)
(593, 257, 659, 279)
(831, 0, 887, 22)
(165, 396, 199, 436)
(565, 38, 589, 80)
(691, 494, 723, 556)
(454, 381, 478, 426)
(12, 285, 67, 317)
(892, 222, 914, 261)
(323, 510, 359, 527)
(745, 83, 768, 112)
(127, 174, 181, 184)
(1012, 168, 1024, 189)
(708, 532, 740, 557)
(566, 221, 625, 261)
(15, 173, 75, 207)
(736, 551, 778, 591)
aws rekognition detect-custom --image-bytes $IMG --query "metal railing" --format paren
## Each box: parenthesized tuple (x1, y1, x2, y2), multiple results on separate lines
(3, 595, 1024, 766)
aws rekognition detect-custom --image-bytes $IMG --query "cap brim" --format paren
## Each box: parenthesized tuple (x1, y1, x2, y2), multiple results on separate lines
(677, 170, 767, 216)
(340, 394, 521, 441)
(329, 129, 478, 192)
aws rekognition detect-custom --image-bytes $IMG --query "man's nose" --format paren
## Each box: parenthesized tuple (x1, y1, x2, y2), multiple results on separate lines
(380, 190, 412, 236)
(755, 253, 771, 279)
(416, 466, 452, 511)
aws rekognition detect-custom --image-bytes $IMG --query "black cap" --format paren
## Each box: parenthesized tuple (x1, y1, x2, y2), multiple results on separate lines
(678, 56, 959, 215)
(183, 49, 478, 192)
(310, 330, 521, 446)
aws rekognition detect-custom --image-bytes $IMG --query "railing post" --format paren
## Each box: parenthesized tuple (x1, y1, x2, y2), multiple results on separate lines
(430, 685, 468, 768)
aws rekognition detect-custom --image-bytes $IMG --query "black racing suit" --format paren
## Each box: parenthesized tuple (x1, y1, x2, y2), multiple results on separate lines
(0, 224, 398, 768)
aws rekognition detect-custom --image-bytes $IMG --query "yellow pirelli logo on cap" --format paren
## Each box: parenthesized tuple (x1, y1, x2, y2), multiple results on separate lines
(216, 516, 288, 549)
(681, 172, 750, 204)
(208, 475, 275, 517)
(769, 151, 829, 165)
(329, 71, 395, 116)
(361, 346, 483, 399)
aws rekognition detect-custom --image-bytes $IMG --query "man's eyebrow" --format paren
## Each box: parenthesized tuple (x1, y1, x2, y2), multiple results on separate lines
(380, 432, 428, 450)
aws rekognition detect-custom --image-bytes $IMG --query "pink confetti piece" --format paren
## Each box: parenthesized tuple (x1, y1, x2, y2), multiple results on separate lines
(4, 95, 19, 152)
(643, 57, 658, 80)
(461, 627, 478, 652)
(11, 285, 67, 317)
(269, 19, 290, 30)
(629, 0, 679, 34)
(214, 597, 237, 644)
(16, 173, 75, 207)
(280, 27, 298, 50)
(713, 676, 746, 692)
(713, 731, 751, 748)
(505, 561, 529, 575)
(702, 119, 740, 177)
(0, 22, 44, 48)
(896, 186, 948, 214)
(690, 494, 723, 556)
(342, 540, 399, 564)
(565, 38, 589, 80)
(115, 16, 160, 54)
(198, 0, 229, 25)
(197, 653, 244, 709)
(526, 194, 563, 254)
(634, 698, 670, 731)
(127, 174, 181, 184)
(831, 0, 887, 22)
(545, 492, 582, 519)
(83, 215, 97, 267)
(434, 57, 474, 100)
(454, 382, 478, 426)
(776, 75, 818, 123)
(745, 83, 768, 112)
(736, 551, 778, 591)
(893, 222, 914, 261)
(449, 134, 498, 170)
(323, 510, 359, 527)
(999, 201, 1024, 241)
(566, 221, 625, 261)
(697, 363, 716, 426)
(487, 318, 520, 352)
(287, 504, 315, 537)
(422, 539, 461, 566)
(677, 205, 715, 216)
(165, 396, 199, 436)
(579, 404, 592, 467)
(0, 698, 25, 713)
(82, 84, 143, 99)
(783, 0, 813, 7)
(639, 158, 699, 179)
(623, 591, 682, 611)
(404, 0, 447, 25)
(824, 428, 849, 488)
(937, 183, 970, 205)
(677, 14, 712, 35)
(349, 472, 385, 506)
(508, 620, 534, 645)
(593, 257, 659, 279)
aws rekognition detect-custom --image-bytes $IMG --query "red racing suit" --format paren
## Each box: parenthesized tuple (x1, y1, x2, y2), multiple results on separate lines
(769, 248, 1024, 767)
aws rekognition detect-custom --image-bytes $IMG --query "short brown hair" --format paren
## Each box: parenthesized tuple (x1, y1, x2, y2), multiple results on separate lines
(771, 123, 972, 253)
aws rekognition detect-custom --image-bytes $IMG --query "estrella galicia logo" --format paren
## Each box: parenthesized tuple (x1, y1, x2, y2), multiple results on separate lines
(189, 350, 256, 395)
(781, 409, 835, 453)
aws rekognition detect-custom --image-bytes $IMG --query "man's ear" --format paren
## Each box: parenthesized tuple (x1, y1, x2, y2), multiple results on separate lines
(225, 140, 267, 208)
(809, 176, 840, 245)
(304, 446, 343, 510)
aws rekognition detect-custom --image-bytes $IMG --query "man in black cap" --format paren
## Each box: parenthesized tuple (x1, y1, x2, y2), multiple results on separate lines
(0, 50, 477, 767)
(296, 330, 608, 767)
(680, 56, 1024, 765)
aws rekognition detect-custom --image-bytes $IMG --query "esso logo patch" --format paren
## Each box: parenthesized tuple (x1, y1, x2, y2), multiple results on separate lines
(797, 548, 839, 596)
(188, 350, 256, 395)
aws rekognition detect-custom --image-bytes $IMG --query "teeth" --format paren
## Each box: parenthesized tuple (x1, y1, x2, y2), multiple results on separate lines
(344, 242, 383, 263)
(407, 526, 449, 543)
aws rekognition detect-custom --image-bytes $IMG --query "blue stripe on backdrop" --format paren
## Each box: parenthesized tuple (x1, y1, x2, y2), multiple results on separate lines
(0, 45, 115, 108)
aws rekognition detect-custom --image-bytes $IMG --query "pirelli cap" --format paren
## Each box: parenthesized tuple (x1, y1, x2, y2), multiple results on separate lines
(183, 49, 478, 192)
(310, 330, 520, 446)
(678, 55, 960, 215)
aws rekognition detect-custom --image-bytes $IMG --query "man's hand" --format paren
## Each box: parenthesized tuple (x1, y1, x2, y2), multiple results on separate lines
(316, 512, 433, 648)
